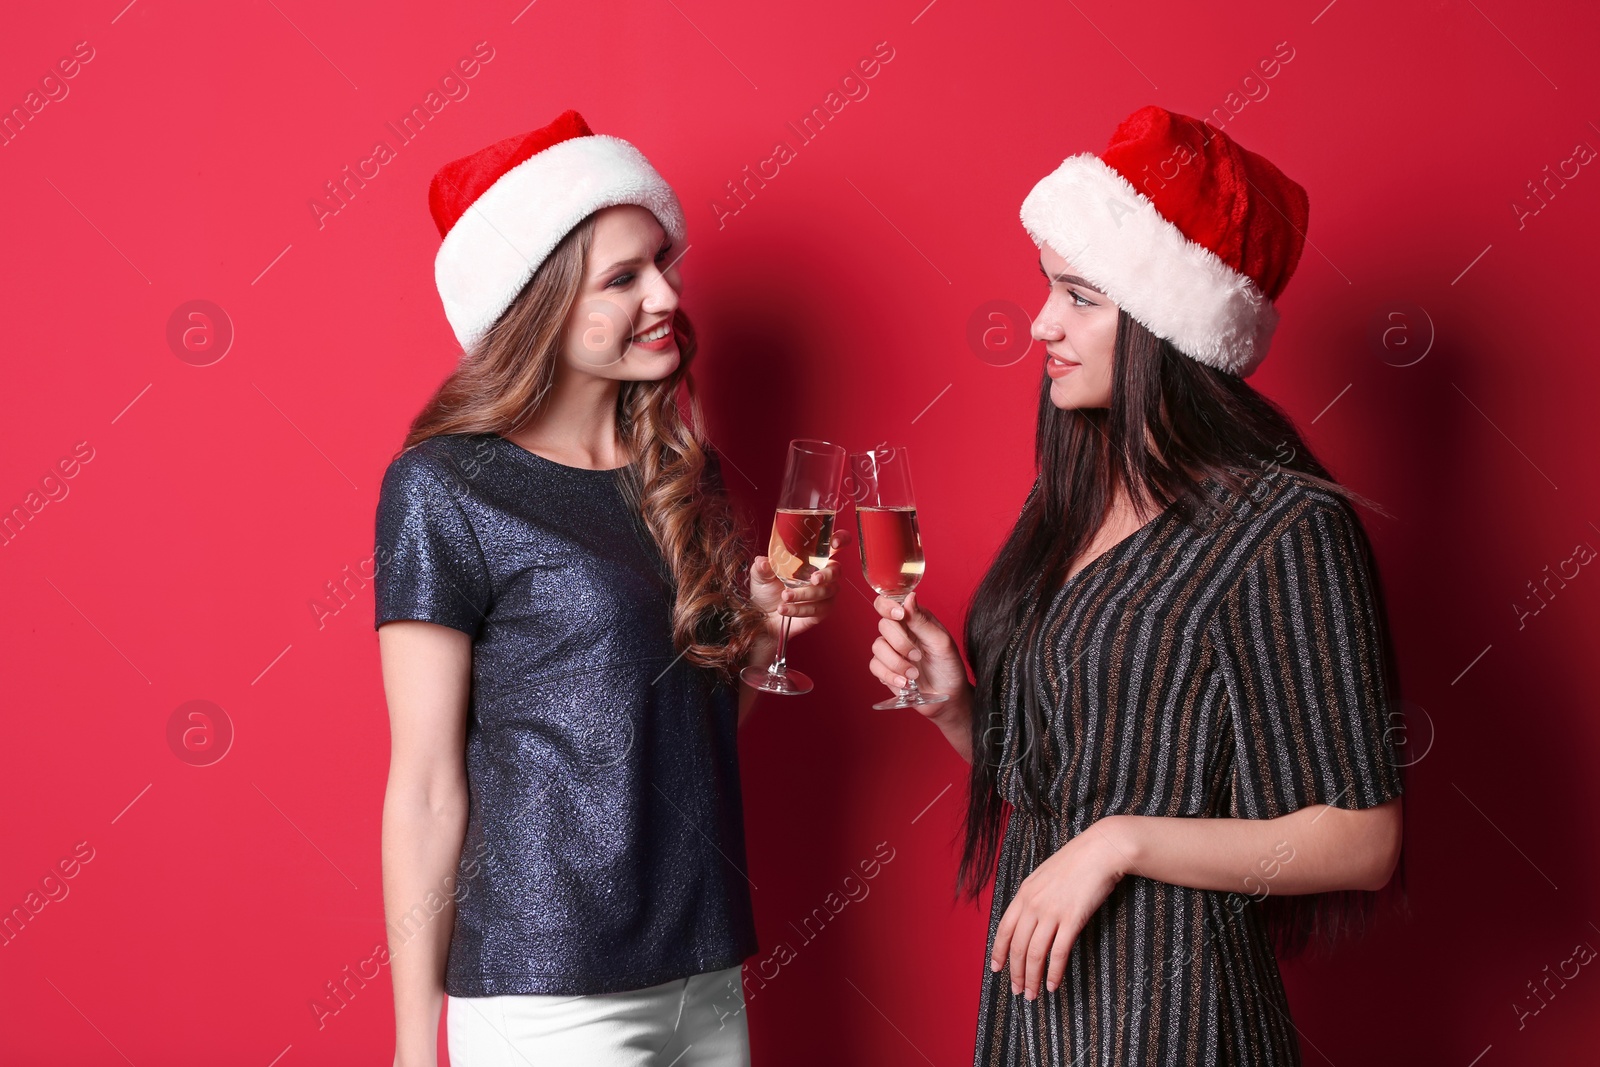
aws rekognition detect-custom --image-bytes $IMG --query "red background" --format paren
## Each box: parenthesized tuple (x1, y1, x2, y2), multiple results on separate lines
(4, 1, 1599, 1064)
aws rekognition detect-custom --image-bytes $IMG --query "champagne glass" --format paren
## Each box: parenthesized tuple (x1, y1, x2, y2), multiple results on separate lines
(741, 439, 848, 696)
(849, 445, 949, 710)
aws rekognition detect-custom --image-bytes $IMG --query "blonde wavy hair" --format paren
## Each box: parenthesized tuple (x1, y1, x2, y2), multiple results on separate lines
(401, 213, 767, 680)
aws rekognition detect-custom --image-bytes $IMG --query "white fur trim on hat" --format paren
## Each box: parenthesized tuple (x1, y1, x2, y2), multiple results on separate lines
(1019, 153, 1277, 377)
(434, 134, 687, 351)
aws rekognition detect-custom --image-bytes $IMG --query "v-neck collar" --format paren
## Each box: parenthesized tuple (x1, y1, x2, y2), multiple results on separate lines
(1054, 476, 1219, 600)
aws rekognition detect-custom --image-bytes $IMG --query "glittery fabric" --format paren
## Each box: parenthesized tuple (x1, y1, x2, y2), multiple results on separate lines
(974, 472, 1404, 1066)
(374, 432, 757, 996)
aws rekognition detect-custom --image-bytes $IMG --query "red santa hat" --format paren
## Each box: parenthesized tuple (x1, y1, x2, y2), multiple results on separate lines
(428, 110, 686, 351)
(1019, 105, 1309, 377)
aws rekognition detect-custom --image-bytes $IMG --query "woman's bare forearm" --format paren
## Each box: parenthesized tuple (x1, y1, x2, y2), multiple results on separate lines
(1093, 797, 1403, 897)
(383, 784, 468, 1067)
(928, 692, 974, 763)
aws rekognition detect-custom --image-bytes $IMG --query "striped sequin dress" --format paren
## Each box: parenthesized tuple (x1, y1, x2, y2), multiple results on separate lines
(974, 469, 1405, 1067)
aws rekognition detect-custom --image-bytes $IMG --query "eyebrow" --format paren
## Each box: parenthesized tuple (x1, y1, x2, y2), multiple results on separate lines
(596, 255, 645, 277)
(1038, 262, 1103, 292)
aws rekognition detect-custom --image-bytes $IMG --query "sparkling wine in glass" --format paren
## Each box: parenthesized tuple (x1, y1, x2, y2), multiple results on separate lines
(850, 445, 948, 710)
(741, 440, 847, 696)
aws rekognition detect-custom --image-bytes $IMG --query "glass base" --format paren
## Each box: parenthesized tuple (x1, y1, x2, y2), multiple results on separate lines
(872, 687, 950, 711)
(741, 663, 814, 696)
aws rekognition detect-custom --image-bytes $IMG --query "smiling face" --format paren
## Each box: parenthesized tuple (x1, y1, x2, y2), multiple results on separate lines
(1032, 242, 1119, 410)
(562, 204, 683, 381)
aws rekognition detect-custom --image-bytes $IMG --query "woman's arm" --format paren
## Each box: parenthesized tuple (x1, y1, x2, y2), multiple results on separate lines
(1100, 798, 1403, 898)
(379, 621, 473, 1067)
(992, 797, 1404, 1001)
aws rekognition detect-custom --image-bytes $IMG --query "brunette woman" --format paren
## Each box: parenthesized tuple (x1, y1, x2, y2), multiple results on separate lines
(375, 111, 842, 1067)
(869, 105, 1406, 1066)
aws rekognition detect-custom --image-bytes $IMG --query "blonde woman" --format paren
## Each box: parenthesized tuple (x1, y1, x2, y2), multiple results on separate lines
(376, 111, 842, 1067)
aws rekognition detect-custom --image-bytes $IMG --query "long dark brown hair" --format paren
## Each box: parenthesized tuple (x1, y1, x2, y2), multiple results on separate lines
(399, 212, 767, 681)
(959, 308, 1409, 960)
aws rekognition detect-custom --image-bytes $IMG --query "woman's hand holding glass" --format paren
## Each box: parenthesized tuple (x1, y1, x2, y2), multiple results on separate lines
(869, 589, 974, 721)
(748, 530, 849, 642)
(741, 439, 849, 695)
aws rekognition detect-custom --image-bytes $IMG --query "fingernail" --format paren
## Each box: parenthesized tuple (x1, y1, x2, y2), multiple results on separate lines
(1010, 983, 1020, 996)
(893, 609, 904, 619)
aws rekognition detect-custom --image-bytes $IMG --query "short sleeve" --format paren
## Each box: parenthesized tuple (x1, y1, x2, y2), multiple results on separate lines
(373, 450, 492, 637)
(1207, 496, 1405, 820)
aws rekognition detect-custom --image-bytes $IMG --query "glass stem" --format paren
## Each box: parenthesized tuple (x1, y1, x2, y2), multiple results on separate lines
(767, 610, 795, 677)
(893, 593, 918, 700)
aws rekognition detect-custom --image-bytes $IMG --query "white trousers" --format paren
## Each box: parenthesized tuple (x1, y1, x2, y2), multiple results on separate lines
(446, 965, 750, 1066)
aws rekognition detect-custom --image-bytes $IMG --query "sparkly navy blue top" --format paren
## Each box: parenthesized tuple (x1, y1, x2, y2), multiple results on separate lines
(373, 432, 758, 996)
